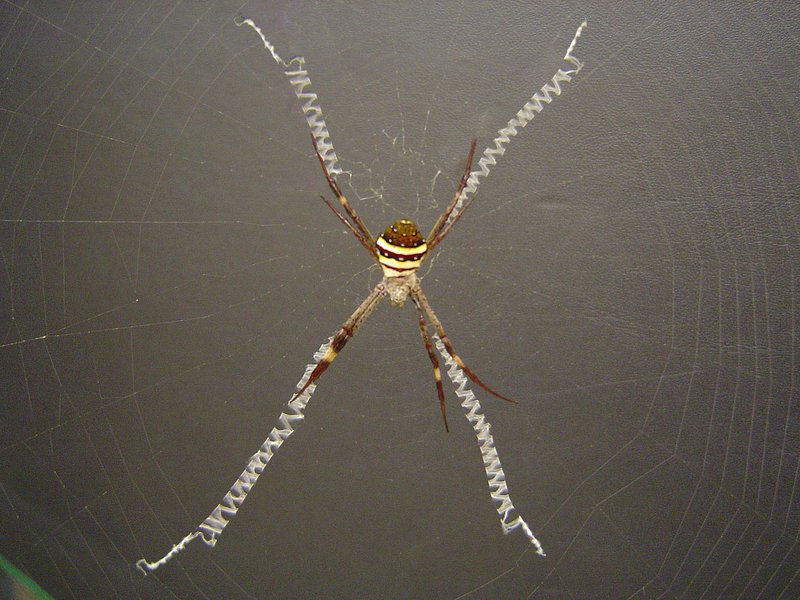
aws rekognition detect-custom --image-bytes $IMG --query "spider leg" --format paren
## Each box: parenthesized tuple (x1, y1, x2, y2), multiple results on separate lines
(412, 296, 449, 432)
(291, 283, 385, 401)
(311, 135, 378, 261)
(411, 285, 517, 405)
(320, 194, 378, 257)
(427, 139, 477, 250)
(428, 192, 477, 250)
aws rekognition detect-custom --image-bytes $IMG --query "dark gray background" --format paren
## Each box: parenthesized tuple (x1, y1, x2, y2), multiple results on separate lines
(1, 1, 798, 598)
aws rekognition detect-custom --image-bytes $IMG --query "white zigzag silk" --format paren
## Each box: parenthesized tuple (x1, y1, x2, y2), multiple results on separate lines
(446, 21, 587, 229)
(136, 339, 332, 574)
(235, 16, 342, 176)
(136, 17, 586, 573)
(434, 336, 545, 555)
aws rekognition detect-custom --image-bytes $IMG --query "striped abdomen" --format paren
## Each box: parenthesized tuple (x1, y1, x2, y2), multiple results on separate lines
(376, 219, 428, 277)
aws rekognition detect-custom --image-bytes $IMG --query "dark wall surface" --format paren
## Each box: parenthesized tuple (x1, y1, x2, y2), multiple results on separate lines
(1, 1, 798, 598)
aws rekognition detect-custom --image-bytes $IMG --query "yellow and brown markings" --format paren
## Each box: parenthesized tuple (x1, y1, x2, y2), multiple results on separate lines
(412, 298, 449, 431)
(377, 220, 428, 273)
(290, 284, 385, 403)
(291, 326, 350, 401)
(411, 286, 518, 407)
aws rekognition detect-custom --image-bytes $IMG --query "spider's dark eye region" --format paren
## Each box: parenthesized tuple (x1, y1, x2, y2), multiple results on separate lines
(376, 219, 427, 275)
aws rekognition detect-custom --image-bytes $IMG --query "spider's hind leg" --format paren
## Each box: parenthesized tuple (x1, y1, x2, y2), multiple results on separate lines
(291, 283, 385, 401)
(412, 297, 449, 432)
(411, 285, 517, 406)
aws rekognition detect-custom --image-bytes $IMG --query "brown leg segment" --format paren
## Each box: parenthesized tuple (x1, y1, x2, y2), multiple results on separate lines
(291, 283, 385, 401)
(412, 297, 449, 432)
(319, 194, 377, 258)
(411, 285, 517, 405)
(427, 139, 477, 249)
(311, 135, 378, 261)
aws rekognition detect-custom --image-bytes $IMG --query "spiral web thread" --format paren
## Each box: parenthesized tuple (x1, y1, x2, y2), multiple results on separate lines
(235, 16, 342, 175)
(446, 20, 587, 229)
(434, 335, 546, 556)
(136, 339, 333, 574)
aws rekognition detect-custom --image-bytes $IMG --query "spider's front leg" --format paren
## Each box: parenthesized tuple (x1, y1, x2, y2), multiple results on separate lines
(291, 283, 385, 401)
(311, 136, 379, 262)
(427, 139, 477, 251)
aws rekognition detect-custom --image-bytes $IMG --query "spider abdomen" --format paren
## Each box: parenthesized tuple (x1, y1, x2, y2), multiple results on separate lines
(376, 219, 427, 278)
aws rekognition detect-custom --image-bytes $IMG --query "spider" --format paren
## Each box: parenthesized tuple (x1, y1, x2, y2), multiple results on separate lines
(299, 136, 516, 432)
